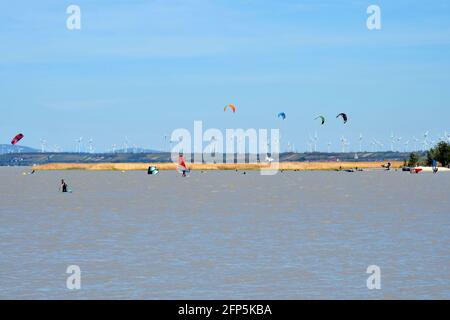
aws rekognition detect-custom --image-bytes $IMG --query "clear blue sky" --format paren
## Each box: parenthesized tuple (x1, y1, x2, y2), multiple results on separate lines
(1, 0, 450, 152)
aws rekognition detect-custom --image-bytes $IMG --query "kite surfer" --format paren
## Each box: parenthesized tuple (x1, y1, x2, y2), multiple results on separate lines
(148, 166, 159, 175)
(382, 162, 391, 170)
(60, 179, 68, 193)
(178, 154, 189, 177)
(432, 160, 438, 174)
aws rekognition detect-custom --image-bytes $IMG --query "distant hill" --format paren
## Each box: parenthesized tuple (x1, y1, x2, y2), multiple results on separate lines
(0, 145, 160, 155)
(0, 144, 39, 154)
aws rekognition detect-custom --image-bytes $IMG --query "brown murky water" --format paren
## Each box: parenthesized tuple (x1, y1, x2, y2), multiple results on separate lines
(0, 167, 449, 299)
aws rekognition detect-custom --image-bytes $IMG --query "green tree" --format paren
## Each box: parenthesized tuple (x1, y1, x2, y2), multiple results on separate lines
(407, 152, 419, 167)
(427, 141, 450, 167)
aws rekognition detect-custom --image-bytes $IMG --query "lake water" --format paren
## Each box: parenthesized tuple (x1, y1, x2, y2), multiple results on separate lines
(0, 167, 449, 299)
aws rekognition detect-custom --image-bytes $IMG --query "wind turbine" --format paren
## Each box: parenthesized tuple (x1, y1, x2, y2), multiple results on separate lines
(163, 134, 168, 152)
(372, 139, 383, 152)
(377, 140, 384, 150)
(307, 137, 313, 153)
(438, 131, 449, 143)
(340, 136, 347, 153)
(169, 139, 178, 154)
(397, 137, 402, 152)
(210, 136, 217, 157)
(390, 133, 395, 152)
(76, 137, 83, 153)
(313, 131, 318, 152)
(404, 140, 409, 152)
(40, 139, 47, 153)
(88, 138, 94, 154)
(359, 134, 363, 152)
(286, 142, 292, 153)
(412, 136, 419, 151)
(327, 142, 332, 153)
(423, 131, 429, 150)
(124, 137, 129, 153)
(178, 136, 185, 154)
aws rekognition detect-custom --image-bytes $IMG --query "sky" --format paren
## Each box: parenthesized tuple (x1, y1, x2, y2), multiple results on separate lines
(1, 0, 450, 152)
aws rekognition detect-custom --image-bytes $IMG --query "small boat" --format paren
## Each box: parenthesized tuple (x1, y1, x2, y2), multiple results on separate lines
(413, 166, 450, 173)
(410, 167, 423, 174)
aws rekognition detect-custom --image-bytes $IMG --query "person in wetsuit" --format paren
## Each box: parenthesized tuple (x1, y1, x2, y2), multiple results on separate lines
(60, 179, 68, 192)
(432, 160, 438, 174)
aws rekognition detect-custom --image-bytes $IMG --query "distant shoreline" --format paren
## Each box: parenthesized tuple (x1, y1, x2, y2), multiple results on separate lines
(33, 161, 403, 171)
(0, 151, 417, 167)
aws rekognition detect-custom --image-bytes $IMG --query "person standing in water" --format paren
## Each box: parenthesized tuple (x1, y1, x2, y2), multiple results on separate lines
(432, 160, 438, 174)
(60, 179, 68, 193)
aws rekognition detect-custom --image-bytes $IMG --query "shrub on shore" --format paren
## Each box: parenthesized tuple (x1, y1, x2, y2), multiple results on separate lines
(407, 153, 420, 167)
(426, 141, 450, 167)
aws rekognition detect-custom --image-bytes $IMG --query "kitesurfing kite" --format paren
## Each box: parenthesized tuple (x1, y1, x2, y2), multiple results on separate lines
(315, 115, 325, 125)
(177, 154, 190, 177)
(336, 113, 348, 124)
(277, 112, 286, 120)
(11, 133, 24, 145)
(224, 104, 236, 113)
